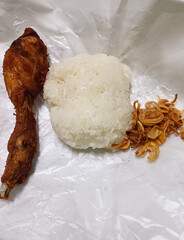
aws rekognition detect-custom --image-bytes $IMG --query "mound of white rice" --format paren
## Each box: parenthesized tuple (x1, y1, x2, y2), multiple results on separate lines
(44, 54, 132, 149)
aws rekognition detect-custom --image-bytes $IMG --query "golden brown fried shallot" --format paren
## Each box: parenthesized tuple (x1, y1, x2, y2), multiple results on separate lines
(139, 108, 164, 126)
(109, 94, 184, 161)
(136, 141, 160, 161)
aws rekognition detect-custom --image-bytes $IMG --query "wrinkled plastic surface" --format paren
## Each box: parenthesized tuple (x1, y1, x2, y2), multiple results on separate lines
(0, 0, 184, 239)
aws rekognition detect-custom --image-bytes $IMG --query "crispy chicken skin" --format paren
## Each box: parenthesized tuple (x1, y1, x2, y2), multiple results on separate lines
(0, 28, 49, 199)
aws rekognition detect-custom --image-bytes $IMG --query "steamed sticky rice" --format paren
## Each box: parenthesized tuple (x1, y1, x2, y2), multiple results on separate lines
(44, 54, 132, 149)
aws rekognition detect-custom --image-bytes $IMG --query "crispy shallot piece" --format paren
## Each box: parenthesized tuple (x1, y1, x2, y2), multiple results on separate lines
(138, 108, 164, 126)
(181, 127, 184, 140)
(0, 28, 49, 199)
(109, 94, 184, 161)
(136, 141, 160, 161)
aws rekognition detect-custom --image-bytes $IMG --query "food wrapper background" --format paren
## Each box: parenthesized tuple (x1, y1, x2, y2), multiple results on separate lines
(0, 0, 184, 239)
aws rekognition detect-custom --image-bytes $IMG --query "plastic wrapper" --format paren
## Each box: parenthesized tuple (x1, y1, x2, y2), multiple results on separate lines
(0, 0, 184, 239)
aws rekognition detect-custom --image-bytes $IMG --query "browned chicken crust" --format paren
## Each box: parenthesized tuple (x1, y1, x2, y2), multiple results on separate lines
(0, 28, 49, 199)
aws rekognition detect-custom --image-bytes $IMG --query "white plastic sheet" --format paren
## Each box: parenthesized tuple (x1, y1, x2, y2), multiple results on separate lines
(0, 0, 184, 239)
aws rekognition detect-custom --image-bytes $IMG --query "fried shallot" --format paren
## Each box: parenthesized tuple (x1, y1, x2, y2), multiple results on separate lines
(109, 94, 184, 161)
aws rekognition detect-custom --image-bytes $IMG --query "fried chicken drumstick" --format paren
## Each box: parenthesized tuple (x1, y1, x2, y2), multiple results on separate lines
(0, 28, 49, 199)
